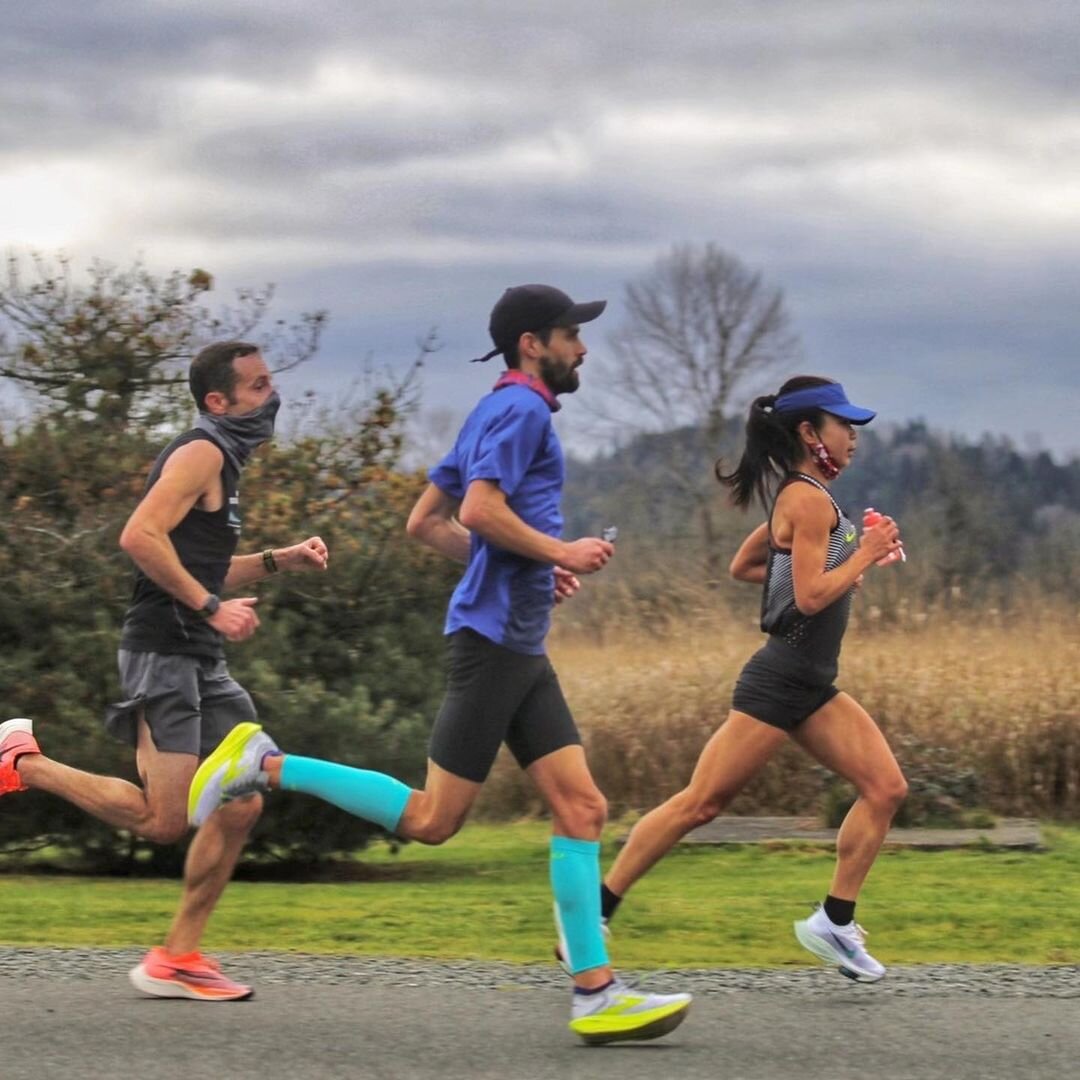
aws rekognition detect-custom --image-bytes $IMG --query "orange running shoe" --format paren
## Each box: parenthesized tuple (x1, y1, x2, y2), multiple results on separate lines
(0, 718, 39, 796)
(129, 947, 255, 1001)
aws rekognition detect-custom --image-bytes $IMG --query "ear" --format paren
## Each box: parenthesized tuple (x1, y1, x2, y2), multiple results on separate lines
(203, 390, 230, 416)
(796, 419, 820, 446)
(517, 331, 545, 362)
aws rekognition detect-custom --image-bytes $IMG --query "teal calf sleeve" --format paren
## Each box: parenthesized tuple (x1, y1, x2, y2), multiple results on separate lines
(280, 756, 411, 833)
(550, 836, 608, 974)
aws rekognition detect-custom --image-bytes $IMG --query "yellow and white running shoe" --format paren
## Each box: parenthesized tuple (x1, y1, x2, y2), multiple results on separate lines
(188, 722, 279, 827)
(569, 978, 692, 1045)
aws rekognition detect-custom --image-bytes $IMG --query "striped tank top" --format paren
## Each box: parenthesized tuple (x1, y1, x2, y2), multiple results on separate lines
(760, 472, 859, 679)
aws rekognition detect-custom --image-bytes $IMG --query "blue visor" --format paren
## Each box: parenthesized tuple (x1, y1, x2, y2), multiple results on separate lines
(773, 382, 876, 425)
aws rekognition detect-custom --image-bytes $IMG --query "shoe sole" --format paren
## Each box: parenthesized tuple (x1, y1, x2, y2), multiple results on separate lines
(793, 921, 885, 983)
(129, 963, 255, 1002)
(188, 721, 263, 827)
(573, 1000, 691, 1045)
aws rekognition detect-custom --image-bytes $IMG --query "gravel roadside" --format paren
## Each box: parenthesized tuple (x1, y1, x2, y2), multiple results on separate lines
(2, 947, 1077, 998)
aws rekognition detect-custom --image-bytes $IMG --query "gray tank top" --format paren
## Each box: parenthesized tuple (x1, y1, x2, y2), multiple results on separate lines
(760, 473, 858, 680)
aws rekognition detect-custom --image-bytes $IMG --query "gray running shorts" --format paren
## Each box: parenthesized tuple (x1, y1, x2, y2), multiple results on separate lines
(428, 628, 581, 783)
(104, 650, 257, 757)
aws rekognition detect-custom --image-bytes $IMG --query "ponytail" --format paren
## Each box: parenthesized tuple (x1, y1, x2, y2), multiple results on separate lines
(715, 375, 836, 510)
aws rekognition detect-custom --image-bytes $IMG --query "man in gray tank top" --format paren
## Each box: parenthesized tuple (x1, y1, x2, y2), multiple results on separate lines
(0, 341, 328, 1001)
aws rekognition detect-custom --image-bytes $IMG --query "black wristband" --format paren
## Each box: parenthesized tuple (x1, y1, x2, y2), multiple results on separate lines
(262, 548, 279, 574)
(195, 594, 221, 619)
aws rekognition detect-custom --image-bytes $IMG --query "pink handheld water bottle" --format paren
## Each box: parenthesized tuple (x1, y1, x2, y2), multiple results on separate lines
(862, 507, 905, 566)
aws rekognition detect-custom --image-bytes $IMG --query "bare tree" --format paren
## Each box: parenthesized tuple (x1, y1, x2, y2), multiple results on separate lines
(587, 244, 800, 577)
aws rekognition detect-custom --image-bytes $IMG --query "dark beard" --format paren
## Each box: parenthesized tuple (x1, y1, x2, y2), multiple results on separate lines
(539, 354, 580, 396)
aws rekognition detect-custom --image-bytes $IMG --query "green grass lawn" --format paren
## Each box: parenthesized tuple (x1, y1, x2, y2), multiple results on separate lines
(2, 822, 1079, 967)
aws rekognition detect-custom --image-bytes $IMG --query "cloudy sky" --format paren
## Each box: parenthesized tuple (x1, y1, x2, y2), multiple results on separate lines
(2, 1, 1077, 458)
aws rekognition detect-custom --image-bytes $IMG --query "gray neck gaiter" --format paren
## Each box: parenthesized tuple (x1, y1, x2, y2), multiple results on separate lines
(194, 391, 281, 471)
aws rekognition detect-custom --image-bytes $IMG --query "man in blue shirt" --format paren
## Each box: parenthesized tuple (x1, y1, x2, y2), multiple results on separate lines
(189, 285, 692, 1044)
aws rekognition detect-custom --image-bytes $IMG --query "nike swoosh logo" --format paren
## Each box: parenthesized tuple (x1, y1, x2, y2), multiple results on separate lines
(829, 931, 857, 959)
(844, 530, 856, 543)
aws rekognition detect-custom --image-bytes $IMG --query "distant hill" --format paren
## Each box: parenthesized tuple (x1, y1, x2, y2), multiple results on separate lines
(564, 419, 1080, 603)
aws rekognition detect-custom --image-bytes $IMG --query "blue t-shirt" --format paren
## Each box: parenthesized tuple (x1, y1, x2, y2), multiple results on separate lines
(429, 382, 563, 655)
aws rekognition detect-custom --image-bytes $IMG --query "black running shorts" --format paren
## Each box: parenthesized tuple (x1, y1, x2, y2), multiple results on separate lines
(428, 628, 581, 783)
(732, 637, 839, 733)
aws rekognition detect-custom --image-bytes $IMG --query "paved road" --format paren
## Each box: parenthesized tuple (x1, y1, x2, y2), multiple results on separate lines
(2, 952, 1077, 1080)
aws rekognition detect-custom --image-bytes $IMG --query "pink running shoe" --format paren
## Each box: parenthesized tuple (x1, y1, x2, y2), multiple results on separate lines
(130, 947, 254, 1002)
(0, 718, 39, 796)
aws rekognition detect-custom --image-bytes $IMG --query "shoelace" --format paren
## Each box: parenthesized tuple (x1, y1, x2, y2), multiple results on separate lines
(811, 904, 869, 948)
(577, 978, 633, 1014)
(607, 977, 659, 1003)
(829, 921, 869, 951)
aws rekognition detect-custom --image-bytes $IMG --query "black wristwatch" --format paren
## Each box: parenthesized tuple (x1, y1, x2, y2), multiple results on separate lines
(195, 594, 221, 619)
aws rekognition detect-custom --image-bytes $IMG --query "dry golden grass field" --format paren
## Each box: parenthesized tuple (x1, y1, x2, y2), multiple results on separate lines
(478, 603, 1080, 823)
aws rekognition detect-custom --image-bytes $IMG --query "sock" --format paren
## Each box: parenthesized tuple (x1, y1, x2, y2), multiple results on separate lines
(600, 883, 622, 922)
(279, 756, 411, 833)
(550, 836, 609, 975)
(573, 979, 615, 997)
(823, 895, 856, 926)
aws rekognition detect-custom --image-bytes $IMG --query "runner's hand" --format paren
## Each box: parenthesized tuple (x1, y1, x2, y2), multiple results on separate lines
(281, 536, 329, 572)
(559, 538, 614, 575)
(861, 516, 901, 563)
(208, 597, 260, 641)
(554, 566, 581, 604)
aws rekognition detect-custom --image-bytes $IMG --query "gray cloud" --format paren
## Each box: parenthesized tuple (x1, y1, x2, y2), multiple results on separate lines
(1, 0, 1076, 457)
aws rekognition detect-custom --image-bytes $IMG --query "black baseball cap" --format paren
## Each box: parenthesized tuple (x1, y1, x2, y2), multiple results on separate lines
(471, 284, 607, 362)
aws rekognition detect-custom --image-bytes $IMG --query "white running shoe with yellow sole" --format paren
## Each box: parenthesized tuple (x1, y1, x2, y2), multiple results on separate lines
(188, 722, 280, 827)
(570, 979, 692, 1045)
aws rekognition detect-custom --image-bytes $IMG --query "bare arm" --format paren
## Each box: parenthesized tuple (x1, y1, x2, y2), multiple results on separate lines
(224, 552, 280, 590)
(406, 483, 471, 563)
(224, 537, 329, 589)
(781, 485, 898, 615)
(458, 480, 612, 575)
(729, 522, 770, 584)
(119, 440, 227, 610)
(119, 441, 259, 641)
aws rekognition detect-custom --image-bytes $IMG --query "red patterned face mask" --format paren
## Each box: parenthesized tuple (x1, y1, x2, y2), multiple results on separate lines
(809, 440, 841, 480)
